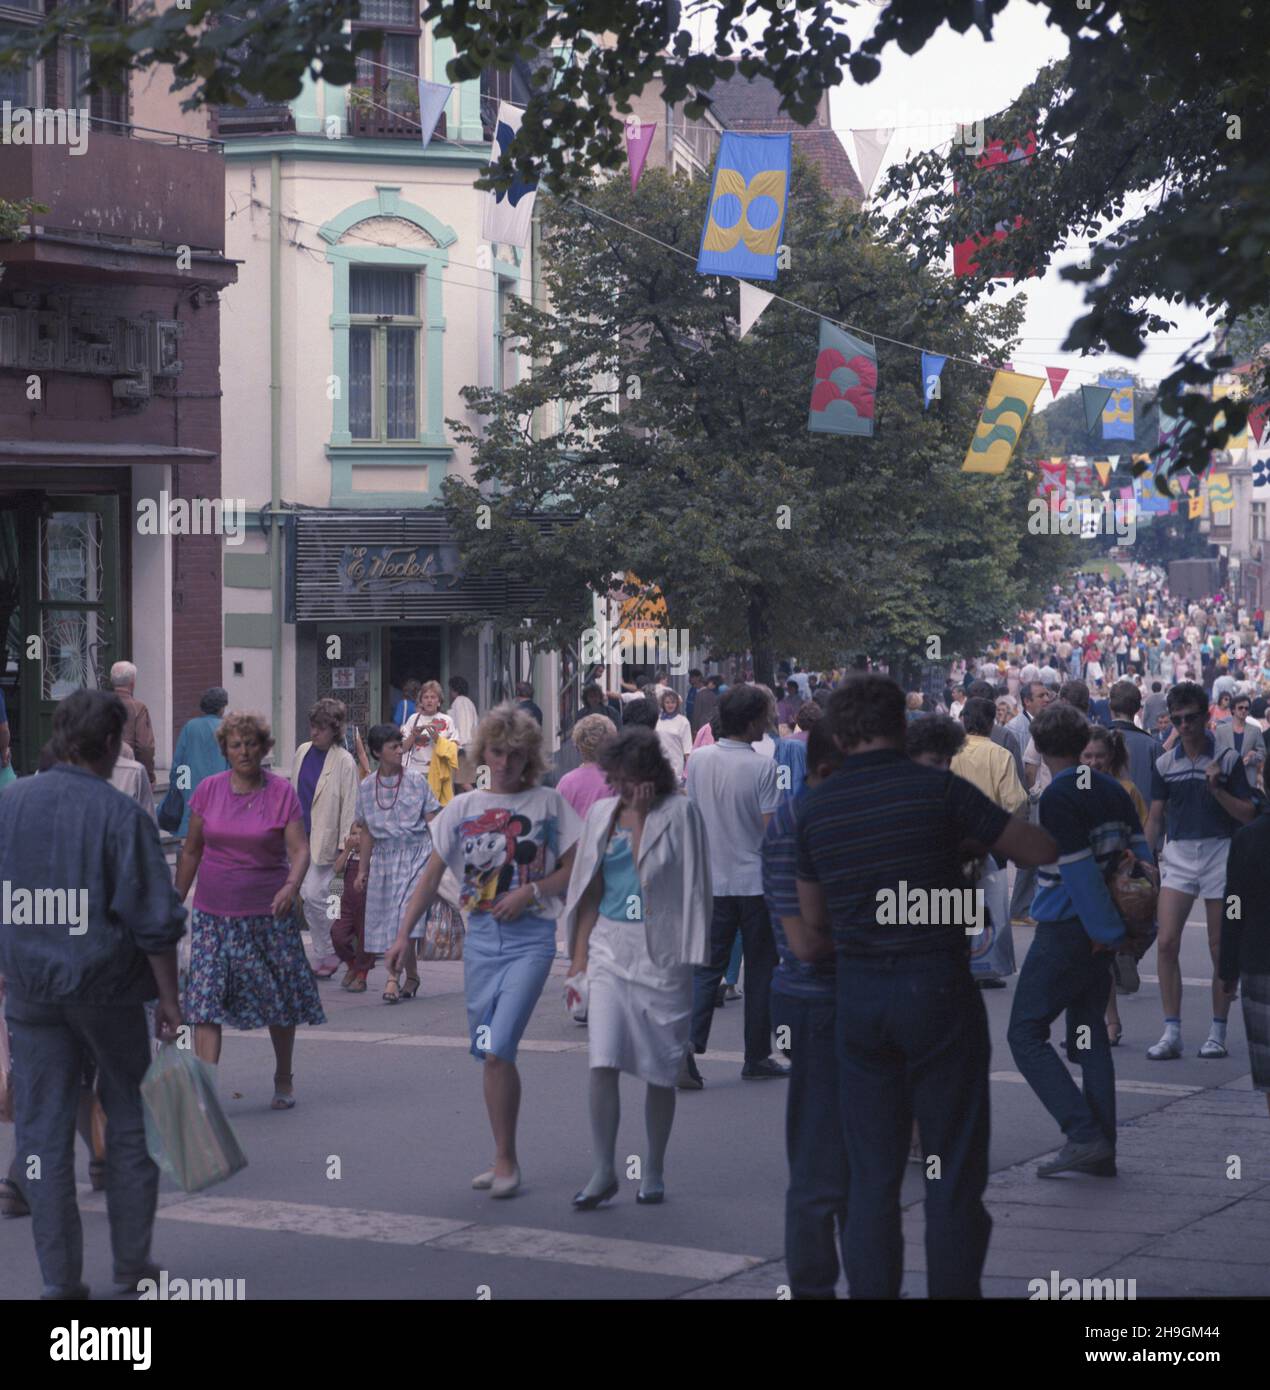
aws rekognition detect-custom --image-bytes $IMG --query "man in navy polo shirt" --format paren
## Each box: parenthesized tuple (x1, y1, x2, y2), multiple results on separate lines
(789, 675, 1056, 1298)
(1143, 681, 1255, 1061)
(1007, 702, 1152, 1178)
(763, 718, 845, 1298)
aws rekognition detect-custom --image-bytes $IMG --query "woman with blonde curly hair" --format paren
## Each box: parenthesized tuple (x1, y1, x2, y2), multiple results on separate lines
(175, 711, 324, 1110)
(390, 703, 581, 1198)
(401, 679, 455, 778)
(557, 712, 618, 819)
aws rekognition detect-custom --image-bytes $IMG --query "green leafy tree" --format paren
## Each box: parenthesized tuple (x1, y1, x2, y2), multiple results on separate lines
(4, 0, 1264, 467)
(442, 159, 1073, 685)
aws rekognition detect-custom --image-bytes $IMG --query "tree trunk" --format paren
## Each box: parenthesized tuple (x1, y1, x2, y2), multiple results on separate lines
(747, 590, 776, 691)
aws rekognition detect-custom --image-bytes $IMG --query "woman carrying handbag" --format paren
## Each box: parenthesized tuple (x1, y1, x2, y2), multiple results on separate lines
(561, 727, 712, 1209)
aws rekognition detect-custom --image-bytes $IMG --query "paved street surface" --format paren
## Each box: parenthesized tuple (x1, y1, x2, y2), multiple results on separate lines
(3, 912, 1268, 1301)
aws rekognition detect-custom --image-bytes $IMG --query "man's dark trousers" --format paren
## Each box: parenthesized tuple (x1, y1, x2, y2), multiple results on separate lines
(690, 895, 778, 1064)
(1007, 917, 1116, 1147)
(836, 952, 992, 1298)
(7, 998, 159, 1296)
(771, 987, 848, 1297)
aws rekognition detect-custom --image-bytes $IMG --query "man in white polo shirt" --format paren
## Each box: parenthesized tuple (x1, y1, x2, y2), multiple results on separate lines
(682, 684, 787, 1088)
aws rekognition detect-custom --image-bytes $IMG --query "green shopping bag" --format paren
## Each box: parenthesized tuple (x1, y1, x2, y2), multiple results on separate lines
(141, 1044, 247, 1192)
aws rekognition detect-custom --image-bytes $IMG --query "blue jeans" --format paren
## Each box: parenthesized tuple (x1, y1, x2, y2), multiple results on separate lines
(690, 896, 777, 1064)
(6, 997, 158, 1295)
(836, 952, 991, 1298)
(771, 988, 848, 1297)
(1007, 917, 1116, 1147)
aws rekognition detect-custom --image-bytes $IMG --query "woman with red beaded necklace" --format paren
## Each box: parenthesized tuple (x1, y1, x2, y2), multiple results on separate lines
(356, 724, 442, 1003)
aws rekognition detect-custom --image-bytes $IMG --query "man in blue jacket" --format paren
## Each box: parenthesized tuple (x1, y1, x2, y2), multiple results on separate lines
(0, 689, 185, 1300)
(1007, 701, 1153, 1178)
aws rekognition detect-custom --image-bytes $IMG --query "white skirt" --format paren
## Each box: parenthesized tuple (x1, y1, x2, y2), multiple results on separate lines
(587, 913, 693, 1088)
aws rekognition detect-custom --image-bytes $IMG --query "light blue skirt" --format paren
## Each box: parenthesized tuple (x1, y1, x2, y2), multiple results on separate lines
(463, 912, 557, 1064)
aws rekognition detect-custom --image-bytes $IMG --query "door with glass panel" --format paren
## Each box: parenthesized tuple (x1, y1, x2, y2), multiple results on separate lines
(27, 495, 122, 767)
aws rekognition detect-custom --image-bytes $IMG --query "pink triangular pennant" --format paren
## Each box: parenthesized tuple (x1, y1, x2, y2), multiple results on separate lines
(1251, 402, 1268, 445)
(1046, 366, 1068, 399)
(626, 121, 657, 192)
(1178, 474, 1192, 493)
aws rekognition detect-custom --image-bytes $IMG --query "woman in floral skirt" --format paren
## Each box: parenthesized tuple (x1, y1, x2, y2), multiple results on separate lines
(175, 711, 324, 1110)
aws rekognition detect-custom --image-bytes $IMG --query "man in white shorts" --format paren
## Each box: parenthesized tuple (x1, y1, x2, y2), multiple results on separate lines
(1142, 682, 1256, 1060)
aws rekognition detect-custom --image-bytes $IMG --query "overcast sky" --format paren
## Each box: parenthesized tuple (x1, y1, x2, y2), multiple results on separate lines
(814, 1, 1217, 405)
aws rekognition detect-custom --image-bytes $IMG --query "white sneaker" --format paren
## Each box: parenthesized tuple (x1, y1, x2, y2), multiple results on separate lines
(1198, 1037, 1228, 1059)
(1147, 1034, 1183, 1060)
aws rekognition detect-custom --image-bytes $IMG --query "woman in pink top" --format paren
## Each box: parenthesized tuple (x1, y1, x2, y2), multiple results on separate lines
(175, 711, 324, 1110)
(557, 713, 618, 819)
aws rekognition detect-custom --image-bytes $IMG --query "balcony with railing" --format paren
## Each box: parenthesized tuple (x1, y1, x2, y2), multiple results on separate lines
(0, 117, 227, 276)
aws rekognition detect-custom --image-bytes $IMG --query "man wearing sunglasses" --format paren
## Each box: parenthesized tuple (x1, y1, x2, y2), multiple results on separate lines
(1142, 682, 1256, 1061)
(1214, 694, 1266, 795)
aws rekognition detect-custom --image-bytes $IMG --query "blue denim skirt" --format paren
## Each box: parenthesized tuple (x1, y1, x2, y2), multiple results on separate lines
(463, 912, 557, 1063)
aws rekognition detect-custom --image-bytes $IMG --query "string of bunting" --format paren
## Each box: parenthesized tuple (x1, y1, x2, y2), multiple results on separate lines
(359, 99, 1262, 477)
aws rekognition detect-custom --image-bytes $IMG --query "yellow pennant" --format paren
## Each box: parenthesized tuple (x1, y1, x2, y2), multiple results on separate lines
(1094, 461, 1112, 487)
(962, 371, 1046, 474)
(1213, 380, 1250, 451)
(1188, 495, 1204, 520)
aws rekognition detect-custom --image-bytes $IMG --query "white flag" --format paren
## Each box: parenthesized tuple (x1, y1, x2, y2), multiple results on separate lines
(417, 79, 451, 150)
(738, 280, 775, 338)
(481, 101, 538, 248)
(851, 127, 893, 199)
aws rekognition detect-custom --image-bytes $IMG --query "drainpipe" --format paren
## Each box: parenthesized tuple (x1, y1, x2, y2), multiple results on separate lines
(269, 153, 283, 753)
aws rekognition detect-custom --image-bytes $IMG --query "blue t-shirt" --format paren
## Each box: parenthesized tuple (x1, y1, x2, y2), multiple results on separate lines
(296, 744, 326, 839)
(1150, 733, 1252, 841)
(598, 825, 643, 921)
(763, 790, 835, 999)
(796, 749, 1010, 958)
(774, 735, 808, 800)
(1031, 767, 1146, 930)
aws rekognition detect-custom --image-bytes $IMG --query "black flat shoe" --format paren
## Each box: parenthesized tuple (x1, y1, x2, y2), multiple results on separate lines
(741, 1058, 790, 1080)
(636, 1189, 665, 1205)
(572, 1179, 619, 1210)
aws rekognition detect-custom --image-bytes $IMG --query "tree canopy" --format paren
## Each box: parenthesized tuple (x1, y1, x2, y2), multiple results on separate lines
(6, 0, 1263, 480)
(441, 158, 1073, 682)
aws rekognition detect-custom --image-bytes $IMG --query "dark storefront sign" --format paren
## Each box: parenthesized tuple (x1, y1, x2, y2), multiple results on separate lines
(288, 511, 549, 622)
(338, 542, 462, 596)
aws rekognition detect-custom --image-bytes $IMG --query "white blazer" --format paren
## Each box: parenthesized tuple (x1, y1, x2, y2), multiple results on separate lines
(292, 741, 359, 865)
(561, 792, 713, 970)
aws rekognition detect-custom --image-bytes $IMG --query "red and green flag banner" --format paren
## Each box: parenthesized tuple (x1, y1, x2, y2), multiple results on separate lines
(808, 321, 877, 436)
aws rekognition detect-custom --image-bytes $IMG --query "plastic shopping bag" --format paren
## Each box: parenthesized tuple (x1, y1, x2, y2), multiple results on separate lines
(0, 996, 12, 1124)
(141, 1044, 247, 1193)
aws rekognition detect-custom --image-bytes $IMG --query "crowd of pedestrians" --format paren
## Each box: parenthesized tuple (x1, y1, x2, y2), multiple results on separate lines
(3, 571, 1270, 1302)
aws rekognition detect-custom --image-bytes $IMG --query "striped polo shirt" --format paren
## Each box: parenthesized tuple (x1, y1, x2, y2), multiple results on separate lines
(1150, 733, 1252, 841)
(796, 749, 1009, 958)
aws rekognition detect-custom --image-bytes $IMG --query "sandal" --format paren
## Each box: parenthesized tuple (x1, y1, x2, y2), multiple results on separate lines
(382, 978, 401, 1005)
(0, 1177, 31, 1219)
(400, 978, 420, 1000)
(89, 1158, 107, 1192)
(1107, 1023, 1123, 1047)
(346, 974, 368, 993)
(271, 1074, 296, 1110)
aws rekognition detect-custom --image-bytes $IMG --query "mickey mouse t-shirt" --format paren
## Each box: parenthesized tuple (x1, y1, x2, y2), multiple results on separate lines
(429, 786, 582, 919)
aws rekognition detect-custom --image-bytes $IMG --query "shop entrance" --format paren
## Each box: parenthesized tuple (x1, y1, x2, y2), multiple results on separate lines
(0, 491, 122, 775)
(384, 625, 444, 722)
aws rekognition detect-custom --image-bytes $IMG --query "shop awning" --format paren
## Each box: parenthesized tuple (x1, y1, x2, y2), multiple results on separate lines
(287, 508, 554, 623)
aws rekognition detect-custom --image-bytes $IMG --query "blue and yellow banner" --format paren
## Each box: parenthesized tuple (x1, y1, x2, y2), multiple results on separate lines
(1100, 373, 1134, 441)
(697, 133, 791, 282)
(1208, 473, 1234, 511)
(962, 370, 1045, 474)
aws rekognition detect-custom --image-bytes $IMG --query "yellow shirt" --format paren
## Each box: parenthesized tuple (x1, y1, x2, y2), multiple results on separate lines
(951, 734, 1027, 814)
